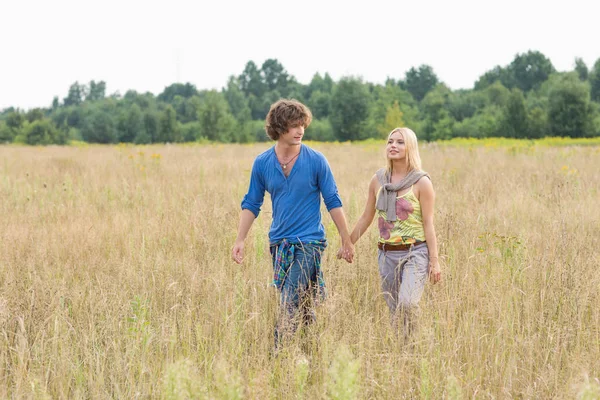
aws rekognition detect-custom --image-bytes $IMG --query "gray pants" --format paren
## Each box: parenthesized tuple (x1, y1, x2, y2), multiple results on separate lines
(377, 242, 429, 336)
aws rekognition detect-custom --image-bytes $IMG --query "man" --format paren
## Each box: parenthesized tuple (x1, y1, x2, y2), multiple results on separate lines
(232, 99, 354, 349)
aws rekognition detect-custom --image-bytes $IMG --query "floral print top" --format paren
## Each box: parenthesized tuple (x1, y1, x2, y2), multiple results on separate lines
(377, 187, 425, 245)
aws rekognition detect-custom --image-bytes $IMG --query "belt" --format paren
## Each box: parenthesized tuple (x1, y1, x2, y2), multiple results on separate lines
(378, 241, 425, 251)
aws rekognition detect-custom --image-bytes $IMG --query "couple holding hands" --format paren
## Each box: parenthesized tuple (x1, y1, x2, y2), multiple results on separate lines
(232, 99, 441, 348)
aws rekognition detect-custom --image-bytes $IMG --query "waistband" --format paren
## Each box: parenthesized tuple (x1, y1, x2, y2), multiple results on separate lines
(377, 240, 425, 252)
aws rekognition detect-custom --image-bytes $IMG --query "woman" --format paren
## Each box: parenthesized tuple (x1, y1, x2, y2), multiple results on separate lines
(342, 127, 441, 336)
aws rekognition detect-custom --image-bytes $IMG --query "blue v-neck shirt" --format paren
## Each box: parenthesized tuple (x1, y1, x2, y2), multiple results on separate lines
(241, 145, 342, 244)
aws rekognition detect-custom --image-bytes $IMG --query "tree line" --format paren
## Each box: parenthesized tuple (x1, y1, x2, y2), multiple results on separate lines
(1, 50, 600, 145)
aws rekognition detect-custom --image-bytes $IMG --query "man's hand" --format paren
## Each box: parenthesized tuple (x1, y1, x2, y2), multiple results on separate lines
(338, 240, 355, 263)
(232, 240, 245, 264)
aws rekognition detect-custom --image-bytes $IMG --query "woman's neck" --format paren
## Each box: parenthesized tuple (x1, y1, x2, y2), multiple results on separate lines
(391, 161, 408, 177)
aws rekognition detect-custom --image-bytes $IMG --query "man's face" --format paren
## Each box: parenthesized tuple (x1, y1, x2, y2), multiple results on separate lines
(280, 122, 305, 146)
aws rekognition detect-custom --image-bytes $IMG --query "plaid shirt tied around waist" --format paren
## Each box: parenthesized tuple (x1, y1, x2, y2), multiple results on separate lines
(270, 239, 328, 299)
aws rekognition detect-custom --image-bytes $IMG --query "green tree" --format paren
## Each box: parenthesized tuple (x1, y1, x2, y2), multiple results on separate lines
(238, 61, 268, 120)
(26, 108, 45, 123)
(134, 128, 151, 144)
(143, 111, 159, 143)
(527, 107, 547, 138)
(173, 95, 202, 124)
(238, 61, 266, 98)
(23, 119, 66, 145)
(378, 101, 405, 136)
(261, 58, 289, 93)
(484, 81, 511, 108)
(6, 111, 25, 130)
(157, 83, 198, 103)
(330, 77, 372, 141)
(452, 109, 501, 138)
(509, 50, 555, 92)
(307, 90, 331, 119)
(0, 121, 15, 143)
(547, 74, 594, 137)
(421, 85, 458, 140)
(223, 76, 252, 124)
(447, 90, 487, 121)
(63, 106, 84, 130)
(2, 111, 25, 142)
(590, 58, 600, 102)
(222, 77, 254, 142)
(430, 116, 454, 140)
(304, 118, 335, 141)
(402, 65, 439, 101)
(86, 80, 106, 101)
(500, 89, 528, 138)
(121, 104, 144, 143)
(81, 110, 117, 143)
(248, 119, 269, 142)
(474, 66, 514, 90)
(157, 105, 180, 143)
(283, 78, 306, 103)
(370, 82, 420, 131)
(421, 85, 451, 123)
(63, 82, 87, 107)
(197, 91, 236, 142)
(180, 122, 203, 142)
(306, 72, 334, 101)
(574, 58, 588, 81)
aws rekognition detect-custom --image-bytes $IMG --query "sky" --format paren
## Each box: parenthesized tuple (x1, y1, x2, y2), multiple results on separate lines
(1, 0, 598, 110)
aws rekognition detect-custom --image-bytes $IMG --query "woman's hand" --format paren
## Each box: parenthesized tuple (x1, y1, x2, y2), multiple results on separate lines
(429, 258, 441, 284)
(336, 244, 354, 263)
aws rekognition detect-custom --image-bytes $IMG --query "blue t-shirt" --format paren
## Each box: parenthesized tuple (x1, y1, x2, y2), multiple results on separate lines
(241, 144, 342, 243)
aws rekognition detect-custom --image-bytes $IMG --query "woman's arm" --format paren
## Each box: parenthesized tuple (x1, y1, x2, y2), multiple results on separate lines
(349, 175, 379, 245)
(417, 177, 441, 283)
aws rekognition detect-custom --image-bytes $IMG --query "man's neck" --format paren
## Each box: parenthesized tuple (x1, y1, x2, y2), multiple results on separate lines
(275, 141, 301, 158)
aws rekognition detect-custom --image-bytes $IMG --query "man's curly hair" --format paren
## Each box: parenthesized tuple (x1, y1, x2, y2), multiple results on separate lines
(265, 99, 312, 140)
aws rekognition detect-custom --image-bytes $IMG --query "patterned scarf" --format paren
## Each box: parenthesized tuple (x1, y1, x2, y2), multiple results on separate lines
(375, 168, 429, 221)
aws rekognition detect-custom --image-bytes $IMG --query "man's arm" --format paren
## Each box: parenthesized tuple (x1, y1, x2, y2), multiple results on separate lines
(233, 159, 265, 264)
(316, 153, 354, 263)
(232, 209, 257, 264)
(329, 207, 354, 263)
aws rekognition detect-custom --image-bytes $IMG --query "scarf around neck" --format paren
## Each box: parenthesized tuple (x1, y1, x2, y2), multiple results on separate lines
(375, 168, 429, 221)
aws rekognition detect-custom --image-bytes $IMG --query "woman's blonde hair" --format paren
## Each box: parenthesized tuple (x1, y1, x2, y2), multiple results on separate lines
(386, 127, 422, 174)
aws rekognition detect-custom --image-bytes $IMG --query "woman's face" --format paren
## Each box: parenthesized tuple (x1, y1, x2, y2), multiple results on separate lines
(386, 131, 406, 160)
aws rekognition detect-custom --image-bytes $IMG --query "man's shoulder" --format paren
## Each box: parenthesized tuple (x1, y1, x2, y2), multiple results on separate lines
(254, 147, 274, 164)
(302, 145, 327, 161)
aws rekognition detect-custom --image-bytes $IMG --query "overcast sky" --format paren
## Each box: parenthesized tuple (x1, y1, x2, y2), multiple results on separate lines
(1, 0, 598, 110)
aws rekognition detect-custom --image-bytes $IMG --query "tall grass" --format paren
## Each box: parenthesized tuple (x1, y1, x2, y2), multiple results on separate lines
(0, 142, 598, 398)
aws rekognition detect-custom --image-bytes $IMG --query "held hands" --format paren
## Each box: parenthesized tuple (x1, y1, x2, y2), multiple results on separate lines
(429, 258, 442, 284)
(336, 240, 355, 263)
(231, 240, 245, 264)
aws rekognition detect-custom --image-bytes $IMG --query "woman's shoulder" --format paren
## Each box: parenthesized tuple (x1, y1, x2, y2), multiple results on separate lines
(413, 172, 434, 197)
(370, 172, 383, 194)
(373, 168, 387, 185)
(414, 171, 432, 187)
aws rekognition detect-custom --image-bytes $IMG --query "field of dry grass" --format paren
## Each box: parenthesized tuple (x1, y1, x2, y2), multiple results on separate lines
(0, 142, 599, 399)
